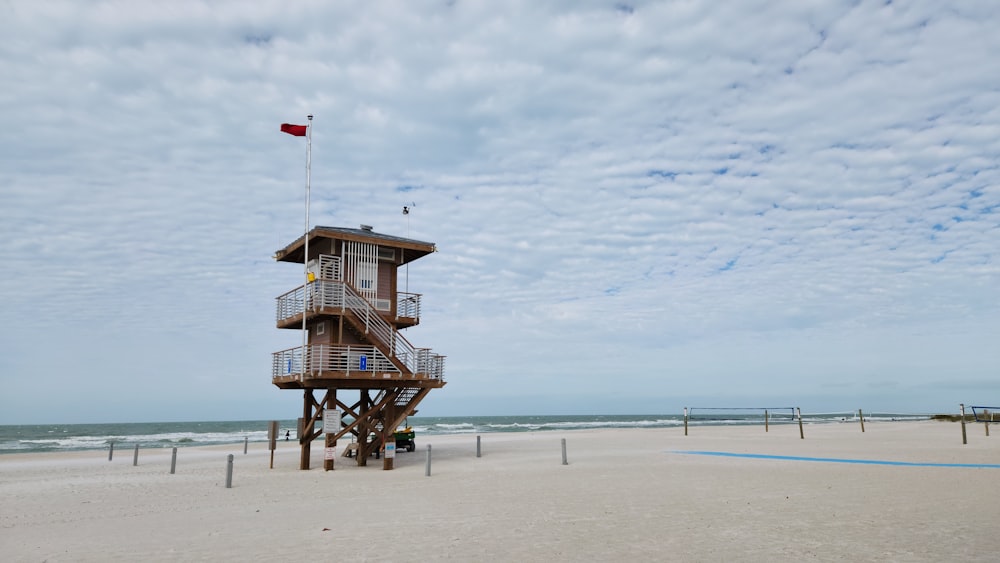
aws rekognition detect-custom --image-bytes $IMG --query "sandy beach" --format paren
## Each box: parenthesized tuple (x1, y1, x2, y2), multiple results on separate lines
(1, 420, 998, 562)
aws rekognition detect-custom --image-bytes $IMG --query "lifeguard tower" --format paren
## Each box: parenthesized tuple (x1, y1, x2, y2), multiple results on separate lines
(271, 224, 446, 470)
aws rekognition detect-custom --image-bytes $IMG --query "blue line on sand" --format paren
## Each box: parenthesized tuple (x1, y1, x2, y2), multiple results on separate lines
(672, 451, 1000, 469)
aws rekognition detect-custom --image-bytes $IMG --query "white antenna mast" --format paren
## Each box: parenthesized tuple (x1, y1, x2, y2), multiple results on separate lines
(402, 203, 414, 294)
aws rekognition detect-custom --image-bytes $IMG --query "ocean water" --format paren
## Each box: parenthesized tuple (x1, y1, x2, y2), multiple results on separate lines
(0, 412, 930, 455)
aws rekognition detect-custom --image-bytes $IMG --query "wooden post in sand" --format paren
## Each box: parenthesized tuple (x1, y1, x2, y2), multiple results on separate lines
(383, 438, 395, 471)
(765, 409, 769, 432)
(108, 442, 114, 461)
(170, 447, 177, 474)
(244, 436, 248, 455)
(323, 404, 339, 471)
(561, 438, 568, 465)
(225, 454, 234, 488)
(425, 444, 432, 477)
(683, 408, 689, 436)
(133, 444, 139, 466)
(984, 410, 990, 437)
(797, 408, 805, 439)
(268, 421, 278, 469)
(476, 435, 482, 458)
(960, 404, 968, 445)
(859, 409, 865, 433)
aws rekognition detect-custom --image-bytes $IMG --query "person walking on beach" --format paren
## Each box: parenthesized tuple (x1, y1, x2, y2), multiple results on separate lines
(285, 430, 290, 441)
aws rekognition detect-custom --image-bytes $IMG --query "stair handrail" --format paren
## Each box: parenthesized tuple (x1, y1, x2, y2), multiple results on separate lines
(339, 282, 421, 373)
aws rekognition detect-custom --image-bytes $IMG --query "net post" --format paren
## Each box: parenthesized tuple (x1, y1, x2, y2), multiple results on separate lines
(985, 409, 990, 437)
(960, 404, 968, 445)
(683, 407, 688, 436)
(797, 407, 804, 439)
(764, 409, 769, 432)
(859, 409, 865, 433)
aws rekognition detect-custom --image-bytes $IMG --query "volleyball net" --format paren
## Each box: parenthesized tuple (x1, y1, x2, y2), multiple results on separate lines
(969, 406, 999, 423)
(686, 407, 797, 424)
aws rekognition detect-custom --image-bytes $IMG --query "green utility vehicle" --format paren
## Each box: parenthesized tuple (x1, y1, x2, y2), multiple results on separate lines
(393, 426, 416, 452)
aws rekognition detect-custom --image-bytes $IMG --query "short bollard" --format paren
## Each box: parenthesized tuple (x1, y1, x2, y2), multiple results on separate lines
(225, 454, 234, 488)
(244, 436, 248, 455)
(108, 442, 114, 462)
(425, 444, 432, 477)
(476, 435, 482, 458)
(561, 438, 568, 465)
(133, 444, 139, 466)
(170, 447, 177, 474)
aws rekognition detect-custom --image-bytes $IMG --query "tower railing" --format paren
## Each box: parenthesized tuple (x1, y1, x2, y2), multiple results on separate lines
(275, 285, 306, 322)
(396, 292, 422, 319)
(272, 344, 401, 380)
(276, 284, 421, 323)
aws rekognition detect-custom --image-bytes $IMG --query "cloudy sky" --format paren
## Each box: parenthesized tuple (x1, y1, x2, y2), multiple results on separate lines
(1, 1, 998, 424)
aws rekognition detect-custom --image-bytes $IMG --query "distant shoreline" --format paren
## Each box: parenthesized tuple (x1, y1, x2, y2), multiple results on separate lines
(929, 413, 995, 422)
(1, 412, 937, 455)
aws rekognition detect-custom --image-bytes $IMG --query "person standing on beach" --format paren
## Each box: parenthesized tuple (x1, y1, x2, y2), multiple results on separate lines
(285, 431, 290, 441)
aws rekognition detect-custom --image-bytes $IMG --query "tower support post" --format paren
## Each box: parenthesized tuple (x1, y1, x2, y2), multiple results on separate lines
(324, 390, 337, 471)
(300, 389, 313, 470)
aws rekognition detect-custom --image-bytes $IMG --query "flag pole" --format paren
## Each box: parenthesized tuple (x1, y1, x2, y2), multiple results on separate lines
(301, 114, 313, 382)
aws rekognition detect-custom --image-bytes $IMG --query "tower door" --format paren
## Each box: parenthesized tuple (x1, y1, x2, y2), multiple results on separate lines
(343, 240, 379, 302)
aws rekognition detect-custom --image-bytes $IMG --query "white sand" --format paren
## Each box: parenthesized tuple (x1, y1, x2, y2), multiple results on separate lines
(2, 420, 999, 562)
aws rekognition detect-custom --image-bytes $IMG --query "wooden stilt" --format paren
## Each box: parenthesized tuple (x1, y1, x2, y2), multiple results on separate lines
(300, 389, 312, 470)
(324, 390, 337, 471)
(358, 389, 370, 466)
(383, 403, 396, 470)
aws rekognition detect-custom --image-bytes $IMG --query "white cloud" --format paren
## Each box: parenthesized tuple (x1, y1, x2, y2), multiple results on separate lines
(1, 0, 997, 423)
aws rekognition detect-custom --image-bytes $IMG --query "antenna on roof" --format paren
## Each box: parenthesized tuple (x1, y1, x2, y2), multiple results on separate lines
(402, 203, 415, 293)
(402, 202, 416, 236)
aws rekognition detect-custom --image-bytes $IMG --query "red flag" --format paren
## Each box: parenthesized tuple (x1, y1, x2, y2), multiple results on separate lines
(280, 123, 308, 136)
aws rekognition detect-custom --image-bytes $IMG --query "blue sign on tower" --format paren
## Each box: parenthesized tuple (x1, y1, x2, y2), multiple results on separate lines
(359, 355, 367, 371)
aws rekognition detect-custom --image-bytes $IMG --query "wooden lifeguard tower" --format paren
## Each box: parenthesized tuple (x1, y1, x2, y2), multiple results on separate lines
(271, 224, 446, 470)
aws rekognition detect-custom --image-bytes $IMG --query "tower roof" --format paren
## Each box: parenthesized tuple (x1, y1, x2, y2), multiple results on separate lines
(274, 224, 436, 264)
